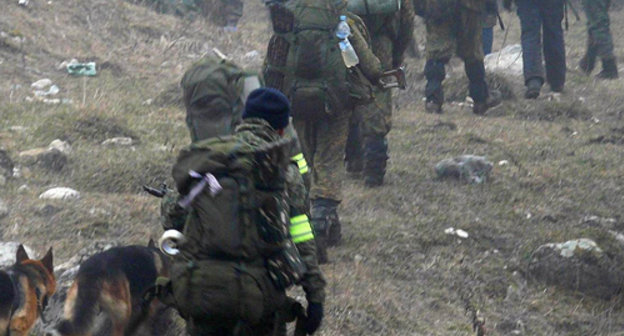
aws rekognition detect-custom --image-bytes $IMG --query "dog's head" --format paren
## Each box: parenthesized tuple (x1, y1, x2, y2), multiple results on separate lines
(15, 245, 56, 313)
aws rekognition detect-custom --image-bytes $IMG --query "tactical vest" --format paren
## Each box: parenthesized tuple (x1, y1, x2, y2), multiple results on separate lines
(263, 0, 350, 117)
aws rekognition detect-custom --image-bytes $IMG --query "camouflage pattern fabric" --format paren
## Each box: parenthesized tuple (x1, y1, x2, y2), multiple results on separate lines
(425, 2, 484, 63)
(293, 112, 350, 202)
(582, 0, 615, 60)
(285, 163, 326, 304)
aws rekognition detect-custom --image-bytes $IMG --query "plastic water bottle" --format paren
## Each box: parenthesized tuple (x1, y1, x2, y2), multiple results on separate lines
(336, 15, 359, 68)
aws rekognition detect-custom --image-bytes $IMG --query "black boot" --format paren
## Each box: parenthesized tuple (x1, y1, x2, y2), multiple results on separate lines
(424, 59, 446, 113)
(579, 40, 598, 74)
(345, 120, 363, 178)
(311, 198, 341, 263)
(597, 57, 619, 79)
(465, 60, 500, 114)
(525, 77, 543, 99)
(363, 135, 388, 187)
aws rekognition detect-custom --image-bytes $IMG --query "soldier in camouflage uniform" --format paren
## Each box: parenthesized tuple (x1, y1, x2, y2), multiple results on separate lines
(418, 0, 501, 114)
(264, 0, 385, 259)
(345, 0, 415, 187)
(579, 0, 618, 79)
(161, 62, 325, 335)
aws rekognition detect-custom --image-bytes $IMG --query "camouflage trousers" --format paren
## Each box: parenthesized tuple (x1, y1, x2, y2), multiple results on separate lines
(582, 0, 615, 59)
(293, 112, 349, 202)
(425, 5, 484, 63)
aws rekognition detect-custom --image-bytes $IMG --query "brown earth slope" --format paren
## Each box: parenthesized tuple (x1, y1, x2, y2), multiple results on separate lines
(1, 0, 624, 335)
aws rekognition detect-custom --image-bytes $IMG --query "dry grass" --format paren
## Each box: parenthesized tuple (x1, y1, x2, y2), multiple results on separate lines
(2, 1, 624, 335)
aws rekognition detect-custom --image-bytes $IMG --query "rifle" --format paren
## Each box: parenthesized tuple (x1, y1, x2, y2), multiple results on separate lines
(143, 183, 168, 198)
(564, 0, 581, 30)
(379, 66, 407, 90)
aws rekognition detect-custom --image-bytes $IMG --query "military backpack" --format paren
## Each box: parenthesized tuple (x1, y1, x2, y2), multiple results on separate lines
(180, 55, 260, 141)
(263, 0, 352, 117)
(347, 0, 401, 15)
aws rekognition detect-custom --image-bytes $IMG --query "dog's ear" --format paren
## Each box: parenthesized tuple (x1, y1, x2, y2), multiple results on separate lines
(147, 238, 156, 248)
(15, 244, 30, 264)
(41, 247, 54, 274)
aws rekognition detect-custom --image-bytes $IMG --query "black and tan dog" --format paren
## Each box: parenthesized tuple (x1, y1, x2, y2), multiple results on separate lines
(0, 245, 55, 336)
(49, 241, 171, 336)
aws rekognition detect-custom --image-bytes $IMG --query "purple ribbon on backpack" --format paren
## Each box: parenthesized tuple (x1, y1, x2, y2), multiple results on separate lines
(178, 170, 223, 209)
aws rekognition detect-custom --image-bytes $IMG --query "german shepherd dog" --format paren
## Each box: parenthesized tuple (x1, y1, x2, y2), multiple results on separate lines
(49, 241, 170, 336)
(0, 245, 55, 336)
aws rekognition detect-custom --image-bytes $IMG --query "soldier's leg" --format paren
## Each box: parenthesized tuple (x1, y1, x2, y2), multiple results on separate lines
(540, 0, 566, 91)
(516, 0, 545, 98)
(425, 19, 454, 113)
(586, 0, 618, 79)
(360, 90, 391, 187)
(362, 35, 393, 186)
(345, 109, 363, 176)
(308, 113, 349, 249)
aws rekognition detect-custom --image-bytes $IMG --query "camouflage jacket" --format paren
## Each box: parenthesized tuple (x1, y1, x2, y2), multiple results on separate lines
(347, 12, 385, 82)
(360, 0, 415, 66)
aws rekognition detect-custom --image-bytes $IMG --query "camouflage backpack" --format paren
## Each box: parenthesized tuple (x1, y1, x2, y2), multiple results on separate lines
(263, 0, 351, 117)
(347, 0, 401, 15)
(180, 55, 260, 141)
(170, 122, 306, 286)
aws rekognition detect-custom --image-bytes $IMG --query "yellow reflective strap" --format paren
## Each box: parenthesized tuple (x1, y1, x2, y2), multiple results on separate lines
(291, 153, 309, 175)
(290, 214, 314, 243)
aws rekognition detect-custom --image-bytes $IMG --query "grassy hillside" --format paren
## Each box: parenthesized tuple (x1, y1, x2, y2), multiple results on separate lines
(1, 0, 624, 335)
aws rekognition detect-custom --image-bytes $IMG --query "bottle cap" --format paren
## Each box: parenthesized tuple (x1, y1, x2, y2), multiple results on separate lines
(340, 15, 346, 21)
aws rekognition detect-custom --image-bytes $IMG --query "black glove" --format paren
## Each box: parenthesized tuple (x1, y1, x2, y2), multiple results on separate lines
(304, 302, 324, 334)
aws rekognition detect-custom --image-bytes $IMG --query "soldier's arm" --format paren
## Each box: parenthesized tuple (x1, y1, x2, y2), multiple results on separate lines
(286, 165, 326, 304)
(393, 0, 416, 67)
(348, 16, 385, 82)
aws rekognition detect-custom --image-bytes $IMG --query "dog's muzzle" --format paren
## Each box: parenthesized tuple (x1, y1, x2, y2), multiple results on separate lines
(159, 230, 187, 256)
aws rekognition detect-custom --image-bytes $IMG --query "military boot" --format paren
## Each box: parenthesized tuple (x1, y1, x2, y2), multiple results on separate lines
(579, 49, 597, 74)
(473, 90, 502, 115)
(425, 59, 446, 113)
(597, 57, 619, 80)
(524, 78, 542, 99)
(311, 198, 342, 263)
(363, 135, 388, 187)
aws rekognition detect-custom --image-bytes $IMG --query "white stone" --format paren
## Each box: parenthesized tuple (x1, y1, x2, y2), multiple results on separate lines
(39, 187, 80, 200)
(544, 238, 602, 258)
(8, 126, 28, 132)
(48, 139, 72, 154)
(18, 0, 29, 6)
(484, 44, 523, 76)
(17, 184, 29, 193)
(498, 160, 509, 166)
(31, 78, 52, 90)
(444, 227, 455, 235)
(102, 137, 133, 146)
(0, 242, 35, 267)
(455, 229, 469, 239)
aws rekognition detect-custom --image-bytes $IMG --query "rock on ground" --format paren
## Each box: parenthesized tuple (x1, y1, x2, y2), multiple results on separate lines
(528, 238, 624, 299)
(0, 242, 35, 267)
(39, 187, 80, 200)
(485, 44, 523, 77)
(435, 155, 493, 184)
(102, 137, 134, 146)
(19, 147, 67, 171)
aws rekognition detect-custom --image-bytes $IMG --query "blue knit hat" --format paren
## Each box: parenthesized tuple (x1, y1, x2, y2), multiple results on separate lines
(242, 88, 290, 130)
